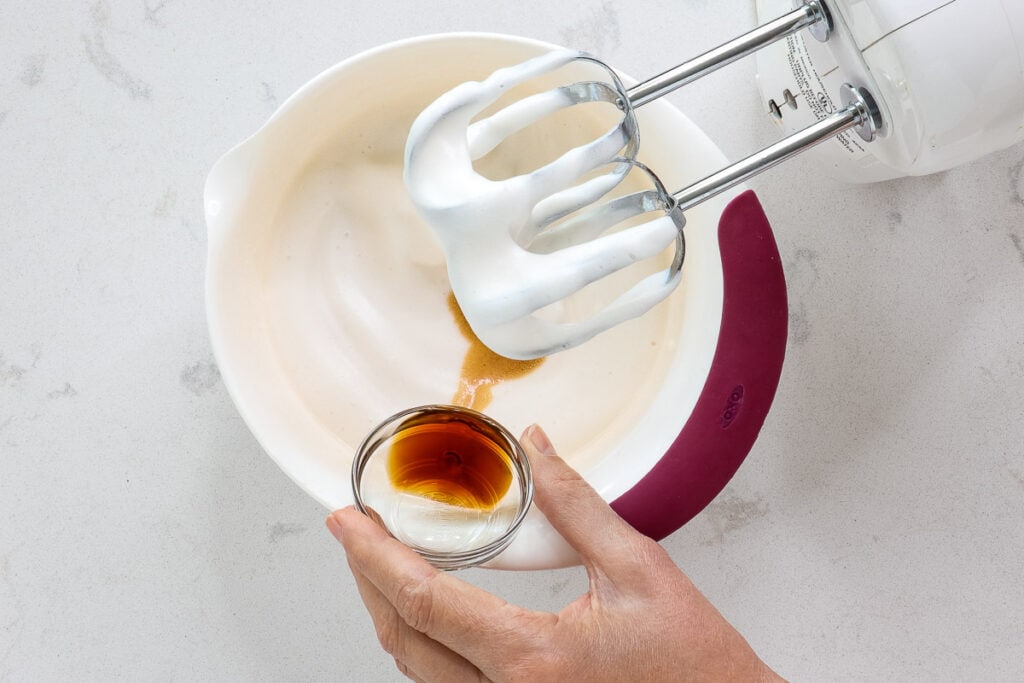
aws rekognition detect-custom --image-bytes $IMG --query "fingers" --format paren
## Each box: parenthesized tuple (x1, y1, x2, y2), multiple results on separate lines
(329, 507, 551, 674)
(520, 424, 658, 586)
(346, 555, 483, 683)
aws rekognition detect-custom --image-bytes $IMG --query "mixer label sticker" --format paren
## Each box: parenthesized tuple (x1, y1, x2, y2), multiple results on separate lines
(784, 35, 865, 156)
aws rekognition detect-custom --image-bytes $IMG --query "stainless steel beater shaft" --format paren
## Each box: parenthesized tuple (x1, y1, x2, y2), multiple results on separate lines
(674, 84, 881, 211)
(621, 0, 882, 213)
(628, 0, 833, 107)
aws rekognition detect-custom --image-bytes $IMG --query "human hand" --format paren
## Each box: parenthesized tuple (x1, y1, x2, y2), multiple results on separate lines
(326, 424, 783, 682)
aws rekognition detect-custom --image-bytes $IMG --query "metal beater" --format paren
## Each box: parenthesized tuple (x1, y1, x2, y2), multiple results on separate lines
(405, 0, 882, 360)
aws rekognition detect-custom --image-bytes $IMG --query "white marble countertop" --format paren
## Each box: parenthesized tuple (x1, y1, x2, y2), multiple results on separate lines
(3, 1, 1023, 680)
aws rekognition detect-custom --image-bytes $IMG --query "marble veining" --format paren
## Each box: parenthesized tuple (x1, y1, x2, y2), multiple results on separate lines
(143, 0, 173, 28)
(152, 188, 176, 218)
(1011, 154, 1024, 205)
(699, 490, 770, 546)
(82, 32, 152, 101)
(180, 360, 221, 396)
(1011, 233, 1024, 265)
(260, 81, 279, 108)
(559, 0, 622, 56)
(268, 522, 308, 543)
(885, 208, 902, 233)
(19, 55, 46, 88)
(46, 383, 78, 400)
(784, 247, 819, 347)
(0, 358, 27, 387)
(0, 346, 40, 388)
(80, 2, 152, 101)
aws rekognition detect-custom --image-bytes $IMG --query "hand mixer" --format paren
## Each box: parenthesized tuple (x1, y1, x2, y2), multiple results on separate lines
(406, 0, 1024, 361)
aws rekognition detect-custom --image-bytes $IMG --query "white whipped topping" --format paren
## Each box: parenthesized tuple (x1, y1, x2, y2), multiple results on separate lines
(260, 82, 684, 482)
(404, 49, 682, 360)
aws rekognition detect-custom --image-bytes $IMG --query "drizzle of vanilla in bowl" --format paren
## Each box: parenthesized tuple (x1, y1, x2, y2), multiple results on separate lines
(447, 291, 545, 411)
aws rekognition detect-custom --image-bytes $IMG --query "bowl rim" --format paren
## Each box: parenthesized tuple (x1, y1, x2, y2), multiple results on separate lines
(204, 31, 785, 569)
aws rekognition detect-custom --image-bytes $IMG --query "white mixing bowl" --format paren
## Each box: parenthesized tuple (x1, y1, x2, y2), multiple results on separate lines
(204, 33, 788, 569)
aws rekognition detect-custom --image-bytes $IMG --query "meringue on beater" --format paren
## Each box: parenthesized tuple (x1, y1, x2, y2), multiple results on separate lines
(403, 49, 685, 361)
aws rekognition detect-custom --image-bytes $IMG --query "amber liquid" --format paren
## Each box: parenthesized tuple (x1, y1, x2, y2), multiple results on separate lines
(386, 420, 514, 511)
(447, 291, 544, 411)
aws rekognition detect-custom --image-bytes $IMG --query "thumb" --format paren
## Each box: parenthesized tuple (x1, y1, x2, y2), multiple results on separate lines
(520, 424, 649, 583)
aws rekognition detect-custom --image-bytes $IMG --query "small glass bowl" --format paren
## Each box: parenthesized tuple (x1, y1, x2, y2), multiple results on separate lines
(351, 405, 533, 570)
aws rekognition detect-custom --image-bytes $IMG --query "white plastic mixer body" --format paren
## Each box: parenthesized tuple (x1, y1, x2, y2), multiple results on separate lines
(756, 0, 1024, 181)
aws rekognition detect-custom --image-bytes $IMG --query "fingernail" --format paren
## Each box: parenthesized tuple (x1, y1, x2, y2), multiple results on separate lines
(525, 424, 556, 456)
(325, 511, 345, 543)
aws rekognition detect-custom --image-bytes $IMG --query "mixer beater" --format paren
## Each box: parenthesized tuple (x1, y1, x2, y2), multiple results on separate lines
(405, 0, 883, 360)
